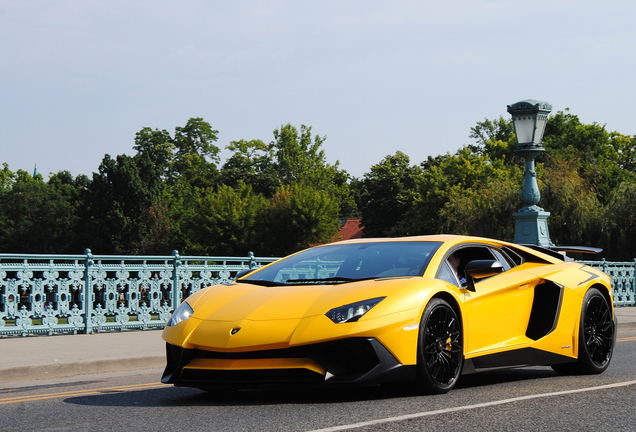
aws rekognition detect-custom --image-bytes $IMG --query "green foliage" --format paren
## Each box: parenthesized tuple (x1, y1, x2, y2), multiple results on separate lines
(133, 127, 174, 176)
(398, 147, 513, 236)
(357, 151, 422, 237)
(542, 110, 632, 205)
(611, 133, 636, 173)
(79, 154, 157, 254)
(0, 168, 84, 253)
(261, 184, 341, 256)
(436, 172, 520, 241)
(4, 111, 636, 261)
(327, 167, 359, 218)
(220, 139, 278, 196)
(272, 124, 328, 186)
(469, 116, 515, 147)
(602, 181, 636, 260)
(0, 163, 15, 192)
(539, 155, 603, 247)
(469, 116, 516, 162)
(171, 118, 220, 189)
(186, 182, 268, 256)
(352, 112, 636, 261)
(133, 117, 220, 190)
(75, 117, 221, 254)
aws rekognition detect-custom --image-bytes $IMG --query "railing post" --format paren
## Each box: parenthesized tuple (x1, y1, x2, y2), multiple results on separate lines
(83, 248, 94, 334)
(172, 250, 181, 309)
(248, 251, 255, 269)
(632, 259, 636, 306)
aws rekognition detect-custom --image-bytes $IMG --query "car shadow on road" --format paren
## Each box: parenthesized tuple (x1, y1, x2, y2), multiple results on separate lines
(64, 384, 413, 408)
(455, 366, 558, 390)
(64, 367, 560, 408)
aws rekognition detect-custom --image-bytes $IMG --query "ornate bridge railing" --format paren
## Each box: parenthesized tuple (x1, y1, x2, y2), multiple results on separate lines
(579, 259, 636, 307)
(0, 250, 279, 336)
(1, 252, 634, 336)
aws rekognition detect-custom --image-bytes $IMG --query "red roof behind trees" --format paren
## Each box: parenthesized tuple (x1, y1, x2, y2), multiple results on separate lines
(333, 218, 364, 242)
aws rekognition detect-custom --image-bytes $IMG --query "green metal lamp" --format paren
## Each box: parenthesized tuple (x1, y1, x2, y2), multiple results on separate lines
(507, 99, 553, 246)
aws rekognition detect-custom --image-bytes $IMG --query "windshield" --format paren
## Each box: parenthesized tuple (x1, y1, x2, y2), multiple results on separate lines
(240, 241, 442, 285)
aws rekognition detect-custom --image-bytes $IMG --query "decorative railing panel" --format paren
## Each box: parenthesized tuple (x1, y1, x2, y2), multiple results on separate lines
(580, 259, 636, 307)
(0, 250, 278, 336)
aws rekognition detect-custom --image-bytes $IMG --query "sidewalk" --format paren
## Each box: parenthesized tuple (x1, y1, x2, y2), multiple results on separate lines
(1, 307, 635, 384)
(0, 329, 165, 383)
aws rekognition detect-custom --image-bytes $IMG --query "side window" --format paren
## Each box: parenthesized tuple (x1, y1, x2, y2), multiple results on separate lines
(501, 246, 523, 266)
(442, 246, 494, 286)
(490, 248, 512, 272)
(437, 261, 459, 286)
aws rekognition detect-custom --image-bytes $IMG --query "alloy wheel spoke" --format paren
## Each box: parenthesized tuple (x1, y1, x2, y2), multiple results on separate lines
(423, 305, 462, 385)
(583, 295, 613, 366)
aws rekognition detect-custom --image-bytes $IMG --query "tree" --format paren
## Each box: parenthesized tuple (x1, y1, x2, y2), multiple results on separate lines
(186, 182, 268, 256)
(220, 139, 278, 196)
(133, 117, 221, 190)
(132, 126, 174, 194)
(602, 180, 636, 261)
(399, 147, 512, 236)
(469, 116, 516, 163)
(79, 154, 165, 254)
(542, 110, 630, 205)
(0, 170, 85, 253)
(261, 184, 341, 256)
(357, 151, 421, 237)
(0, 163, 15, 192)
(539, 155, 603, 248)
(75, 117, 223, 254)
(171, 118, 220, 189)
(436, 173, 520, 241)
(272, 124, 328, 186)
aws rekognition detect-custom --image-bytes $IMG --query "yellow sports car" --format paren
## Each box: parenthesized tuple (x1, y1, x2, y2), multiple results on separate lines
(161, 235, 616, 394)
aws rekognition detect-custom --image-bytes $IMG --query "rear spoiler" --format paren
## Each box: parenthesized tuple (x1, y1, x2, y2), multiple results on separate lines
(521, 245, 602, 261)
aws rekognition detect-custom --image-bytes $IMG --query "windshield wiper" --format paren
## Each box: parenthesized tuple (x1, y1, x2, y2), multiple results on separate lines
(284, 277, 371, 284)
(235, 279, 289, 287)
(236, 276, 375, 287)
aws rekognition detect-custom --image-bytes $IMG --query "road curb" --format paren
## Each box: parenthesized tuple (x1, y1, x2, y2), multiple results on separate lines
(0, 355, 165, 384)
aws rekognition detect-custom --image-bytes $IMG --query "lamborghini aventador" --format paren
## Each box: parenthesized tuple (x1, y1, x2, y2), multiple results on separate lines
(161, 235, 616, 394)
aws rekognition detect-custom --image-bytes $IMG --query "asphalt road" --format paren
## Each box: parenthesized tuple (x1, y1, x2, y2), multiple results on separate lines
(2, 330, 636, 432)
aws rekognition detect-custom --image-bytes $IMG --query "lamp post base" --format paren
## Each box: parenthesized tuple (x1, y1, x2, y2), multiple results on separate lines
(513, 208, 553, 247)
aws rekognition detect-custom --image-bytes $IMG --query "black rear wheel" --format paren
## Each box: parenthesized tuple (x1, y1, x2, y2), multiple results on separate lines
(417, 298, 463, 394)
(552, 287, 614, 375)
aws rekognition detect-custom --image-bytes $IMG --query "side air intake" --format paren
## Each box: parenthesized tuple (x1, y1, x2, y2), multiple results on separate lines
(526, 281, 563, 340)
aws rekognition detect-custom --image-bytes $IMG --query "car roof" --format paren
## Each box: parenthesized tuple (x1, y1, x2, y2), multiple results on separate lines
(324, 234, 562, 264)
(330, 234, 503, 247)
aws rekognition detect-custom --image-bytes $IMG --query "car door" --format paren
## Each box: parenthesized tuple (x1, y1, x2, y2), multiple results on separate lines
(455, 246, 540, 356)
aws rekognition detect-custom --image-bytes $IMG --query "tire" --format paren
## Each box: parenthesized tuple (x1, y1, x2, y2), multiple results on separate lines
(552, 288, 614, 375)
(417, 298, 463, 394)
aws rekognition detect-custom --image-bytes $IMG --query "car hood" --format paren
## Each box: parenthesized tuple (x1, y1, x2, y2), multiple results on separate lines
(165, 276, 440, 351)
(187, 278, 402, 322)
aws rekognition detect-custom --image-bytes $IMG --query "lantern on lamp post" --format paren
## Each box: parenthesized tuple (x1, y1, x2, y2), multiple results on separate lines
(507, 99, 553, 246)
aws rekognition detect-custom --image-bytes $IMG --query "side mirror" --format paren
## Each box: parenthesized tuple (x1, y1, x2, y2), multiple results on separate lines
(463, 260, 504, 292)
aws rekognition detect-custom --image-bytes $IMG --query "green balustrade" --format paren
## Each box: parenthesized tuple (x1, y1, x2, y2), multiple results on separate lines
(579, 259, 636, 307)
(1, 253, 634, 337)
(0, 251, 279, 336)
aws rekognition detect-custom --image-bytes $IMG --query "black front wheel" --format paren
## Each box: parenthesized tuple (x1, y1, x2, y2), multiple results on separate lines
(417, 298, 463, 394)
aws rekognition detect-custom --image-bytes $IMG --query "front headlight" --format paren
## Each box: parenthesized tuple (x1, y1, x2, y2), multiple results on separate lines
(167, 301, 194, 327)
(326, 297, 386, 324)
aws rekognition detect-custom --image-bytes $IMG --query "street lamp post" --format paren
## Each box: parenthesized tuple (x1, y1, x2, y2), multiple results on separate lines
(507, 99, 553, 246)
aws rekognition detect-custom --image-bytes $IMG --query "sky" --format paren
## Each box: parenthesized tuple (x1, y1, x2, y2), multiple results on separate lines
(1, 0, 635, 180)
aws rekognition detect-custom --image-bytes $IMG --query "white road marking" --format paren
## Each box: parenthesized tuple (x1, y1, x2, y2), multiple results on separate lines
(306, 380, 636, 432)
